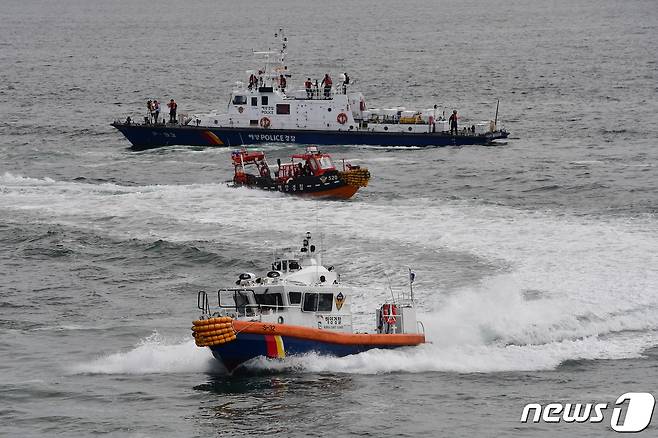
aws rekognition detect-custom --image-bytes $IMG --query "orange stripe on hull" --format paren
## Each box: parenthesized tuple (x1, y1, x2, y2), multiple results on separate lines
(202, 131, 224, 145)
(233, 320, 425, 347)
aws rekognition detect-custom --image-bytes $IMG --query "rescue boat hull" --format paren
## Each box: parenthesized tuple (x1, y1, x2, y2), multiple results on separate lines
(196, 320, 425, 372)
(235, 177, 360, 199)
(112, 123, 509, 150)
(209, 332, 422, 372)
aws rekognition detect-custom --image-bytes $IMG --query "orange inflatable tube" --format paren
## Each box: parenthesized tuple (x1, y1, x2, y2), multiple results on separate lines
(232, 320, 425, 346)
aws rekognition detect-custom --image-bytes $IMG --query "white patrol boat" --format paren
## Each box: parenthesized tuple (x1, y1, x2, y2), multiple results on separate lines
(192, 232, 426, 372)
(113, 29, 509, 150)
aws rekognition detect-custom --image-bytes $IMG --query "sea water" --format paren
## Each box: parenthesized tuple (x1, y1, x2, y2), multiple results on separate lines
(1, 0, 657, 436)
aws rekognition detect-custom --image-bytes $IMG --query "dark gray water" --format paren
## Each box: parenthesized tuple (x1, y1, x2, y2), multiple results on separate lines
(2, 0, 658, 436)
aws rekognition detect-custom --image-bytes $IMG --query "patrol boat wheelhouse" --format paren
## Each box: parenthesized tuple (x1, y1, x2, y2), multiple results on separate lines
(113, 30, 509, 150)
(192, 232, 425, 372)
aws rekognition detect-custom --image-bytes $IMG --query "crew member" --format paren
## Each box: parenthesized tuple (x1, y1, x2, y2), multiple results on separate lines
(168, 99, 178, 123)
(449, 110, 458, 135)
(321, 74, 332, 98)
(248, 73, 257, 90)
(153, 100, 160, 124)
(341, 72, 350, 94)
(146, 100, 153, 123)
(259, 160, 271, 178)
(279, 74, 287, 92)
(305, 78, 313, 98)
(431, 104, 438, 132)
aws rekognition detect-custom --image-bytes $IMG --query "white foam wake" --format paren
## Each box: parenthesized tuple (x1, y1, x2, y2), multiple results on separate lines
(4, 173, 658, 373)
(248, 331, 655, 374)
(69, 332, 220, 375)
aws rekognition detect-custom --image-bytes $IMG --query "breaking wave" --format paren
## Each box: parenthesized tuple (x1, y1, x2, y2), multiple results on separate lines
(69, 332, 221, 375)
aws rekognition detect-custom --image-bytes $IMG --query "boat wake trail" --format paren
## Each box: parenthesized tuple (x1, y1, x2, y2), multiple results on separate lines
(4, 173, 658, 373)
(69, 332, 221, 375)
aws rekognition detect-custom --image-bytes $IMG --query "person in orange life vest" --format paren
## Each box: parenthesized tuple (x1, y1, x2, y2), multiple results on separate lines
(321, 74, 332, 98)
(167, 99, 177, 123)
(279, 74, 287, 92)
(449, 110, 458, 135)
(304, 78, 313, 98)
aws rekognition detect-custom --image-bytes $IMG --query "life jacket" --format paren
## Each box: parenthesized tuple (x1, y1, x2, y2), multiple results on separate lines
(169, 101, 177, 110)
(305, 80, 312, 88)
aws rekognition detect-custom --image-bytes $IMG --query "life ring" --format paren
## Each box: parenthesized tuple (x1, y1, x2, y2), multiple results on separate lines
(382, 304, 398, 324)
(238, 106, 244, 114)
(260, 117, 271, 128)
(359, 100, 366, 111)
(337, 112, 348, 124)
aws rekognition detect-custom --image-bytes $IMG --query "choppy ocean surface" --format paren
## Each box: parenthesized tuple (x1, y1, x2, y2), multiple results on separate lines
(1, 0, 658, 436)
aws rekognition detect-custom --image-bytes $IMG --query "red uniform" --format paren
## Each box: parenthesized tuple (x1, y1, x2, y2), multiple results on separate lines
(168, 99, 177, 123)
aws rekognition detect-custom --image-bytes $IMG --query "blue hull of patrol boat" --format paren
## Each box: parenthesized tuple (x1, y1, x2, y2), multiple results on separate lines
(111, 122, 508, 150)
(209, 333, 399, 372)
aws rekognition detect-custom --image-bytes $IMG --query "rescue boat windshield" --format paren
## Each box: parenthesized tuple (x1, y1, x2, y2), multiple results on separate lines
(317, 155, 334, 169)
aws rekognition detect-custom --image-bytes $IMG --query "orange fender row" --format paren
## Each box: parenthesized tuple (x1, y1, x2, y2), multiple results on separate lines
(192, 317, 237, 347)
(195, 333, 237, 347)
(192, 322, 233, 333)
(193, 316, 232, 326)
(338, 168, 371, 188)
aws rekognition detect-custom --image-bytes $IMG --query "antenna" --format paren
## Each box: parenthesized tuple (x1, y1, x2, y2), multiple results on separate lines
(317, 200, 322, 267)
(385, 272, 396, 304)
(408, 267, 415, 302)
(494, 99, 500, 130)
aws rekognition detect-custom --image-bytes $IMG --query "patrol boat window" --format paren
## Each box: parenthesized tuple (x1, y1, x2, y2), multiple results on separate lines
(251, 97, 258, 106)
(233, 291, 254, 316)
(254, 292, 283, 310)
(261, 96, 269, 106)
(276, 104, 290, 115)
(302, 293, 333, 312)
(318, 293, 333, 311)
(288, 291, 302, 305)
(272, 260, 300, 271)
(232, 95, 247, 105)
